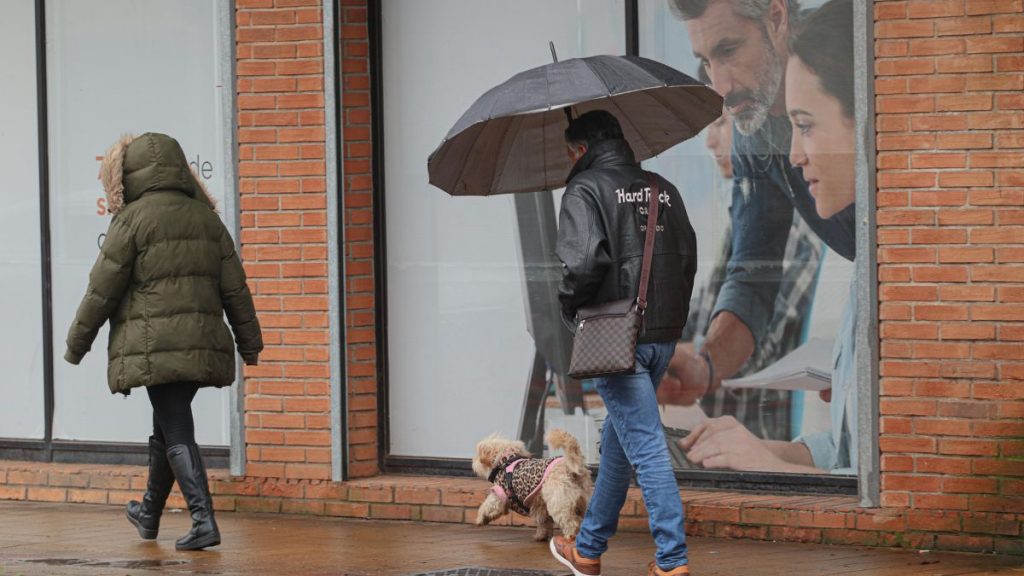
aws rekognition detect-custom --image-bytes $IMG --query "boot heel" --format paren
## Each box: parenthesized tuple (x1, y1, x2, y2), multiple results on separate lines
(126, 505, 159, 539)
(175, 530, 221, 551)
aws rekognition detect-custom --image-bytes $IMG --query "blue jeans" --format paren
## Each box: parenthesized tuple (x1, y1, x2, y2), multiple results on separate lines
(576, 341, 688, 569)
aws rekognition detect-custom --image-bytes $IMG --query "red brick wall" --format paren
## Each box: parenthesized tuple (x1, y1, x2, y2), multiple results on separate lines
(874, 0, 1024, 550)
(234, 0, 378, 480)
(236, 0, 333, 481)
(338, 0, 379, 479)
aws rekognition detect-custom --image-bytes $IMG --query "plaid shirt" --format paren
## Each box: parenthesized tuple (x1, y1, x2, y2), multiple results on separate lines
(681, 208, 824, 440)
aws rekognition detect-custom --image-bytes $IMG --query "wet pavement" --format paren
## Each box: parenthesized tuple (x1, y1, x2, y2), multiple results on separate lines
(0, 501, 1021, 575)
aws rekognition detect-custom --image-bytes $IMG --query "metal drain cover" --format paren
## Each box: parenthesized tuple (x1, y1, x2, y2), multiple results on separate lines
(24, 558, 190, 569)
(406, 568, 566, 576)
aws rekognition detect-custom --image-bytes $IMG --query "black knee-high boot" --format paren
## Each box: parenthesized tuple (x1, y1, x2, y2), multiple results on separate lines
(166, 443, 221, 550)
(126, 436, 175, 539)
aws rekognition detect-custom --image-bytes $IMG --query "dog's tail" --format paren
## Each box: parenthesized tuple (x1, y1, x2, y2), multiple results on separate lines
(546, 428, 587, 477)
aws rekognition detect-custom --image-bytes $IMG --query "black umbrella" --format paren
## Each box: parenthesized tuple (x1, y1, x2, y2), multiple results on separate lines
(428, 54, 723, 196)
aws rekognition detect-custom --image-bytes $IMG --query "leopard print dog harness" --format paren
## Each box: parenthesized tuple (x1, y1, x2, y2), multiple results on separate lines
(488, 451, 564, 516)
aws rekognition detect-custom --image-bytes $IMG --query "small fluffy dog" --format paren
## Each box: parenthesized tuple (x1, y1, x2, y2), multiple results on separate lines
(472, 429, 592, 541)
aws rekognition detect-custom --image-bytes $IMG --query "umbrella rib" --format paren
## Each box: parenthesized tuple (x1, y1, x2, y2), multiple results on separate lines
(606, 93, 656, 160)
(455, 81, 519, 194)
(454, 118, 503, 195)
(581, 58, 657, 159)
(622, 57, 721, 128)
(491, 114, 523, 194)
(543, 63, 557, 190)
(626, 55, 668, 87)
(643, 86, 687, 142)
(641, 86, 700, 154)
(543, 110, 552, 192)
(657, 82, 720, 118)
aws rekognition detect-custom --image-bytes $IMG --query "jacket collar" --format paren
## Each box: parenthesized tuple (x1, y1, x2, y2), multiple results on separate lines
(566, 138, 637, 183)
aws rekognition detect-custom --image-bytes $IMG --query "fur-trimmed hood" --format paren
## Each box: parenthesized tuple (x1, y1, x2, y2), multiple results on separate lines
(100, 132, 217, 215)
(67, 133, 262, 394)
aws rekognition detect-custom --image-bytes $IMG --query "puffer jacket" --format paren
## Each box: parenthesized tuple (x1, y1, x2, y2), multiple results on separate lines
(64, 132, 263, 394)
(556, 138, 698, 343)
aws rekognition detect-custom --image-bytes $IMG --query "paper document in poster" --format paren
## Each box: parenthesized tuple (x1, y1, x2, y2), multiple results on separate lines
(722, 337, 834, 392)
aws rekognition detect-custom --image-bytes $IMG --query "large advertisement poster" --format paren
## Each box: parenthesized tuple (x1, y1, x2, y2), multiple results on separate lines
(386, 0, 863, 479)
(642, 0, 859, 476)
(0, 0, 46, 440)
(46, 0, 232, 445)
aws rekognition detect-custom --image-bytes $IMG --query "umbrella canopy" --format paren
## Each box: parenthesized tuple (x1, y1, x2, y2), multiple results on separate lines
(428, 54, 723, 196)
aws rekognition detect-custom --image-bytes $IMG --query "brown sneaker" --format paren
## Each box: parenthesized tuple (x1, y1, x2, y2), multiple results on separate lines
(549, 535, 601, 576)
(648, 560, 691, 575)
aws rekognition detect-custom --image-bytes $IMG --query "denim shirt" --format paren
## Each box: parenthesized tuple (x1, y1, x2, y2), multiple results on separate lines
(712, 115, 857, 346)
(796, 279, 858, 475)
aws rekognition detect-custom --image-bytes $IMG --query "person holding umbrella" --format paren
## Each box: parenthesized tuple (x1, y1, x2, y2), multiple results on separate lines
(427, 52, 721, 576)
(548, 110, 697, 575)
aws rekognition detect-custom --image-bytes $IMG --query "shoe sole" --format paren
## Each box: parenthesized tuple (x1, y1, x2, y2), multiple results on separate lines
(175, 532, 221, 551)
(548, 538, 601, 576)
(125, 508, 158, 540)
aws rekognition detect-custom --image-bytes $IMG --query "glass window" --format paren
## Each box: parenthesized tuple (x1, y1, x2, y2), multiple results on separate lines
(640, 0, 860, 476)
(46, 0, 232, 445)
(384, 0, 625, 459)
(385, 0, 867, 483)
(0, 0, 45, 440)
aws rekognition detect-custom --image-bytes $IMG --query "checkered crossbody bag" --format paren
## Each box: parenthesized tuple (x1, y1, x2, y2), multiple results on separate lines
(568, 173, 660, 380)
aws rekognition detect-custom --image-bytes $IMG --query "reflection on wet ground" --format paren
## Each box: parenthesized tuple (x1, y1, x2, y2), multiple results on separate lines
(1, 501, 1020, 575)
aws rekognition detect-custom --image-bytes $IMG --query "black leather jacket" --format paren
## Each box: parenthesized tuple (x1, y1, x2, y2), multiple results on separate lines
(556, 139, 698, 344)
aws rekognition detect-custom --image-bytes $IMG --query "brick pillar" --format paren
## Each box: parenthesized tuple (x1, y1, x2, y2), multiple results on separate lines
(874, 0, 1023, 553)
(339, 0, 380, 478)
(236, 0, 332, 481)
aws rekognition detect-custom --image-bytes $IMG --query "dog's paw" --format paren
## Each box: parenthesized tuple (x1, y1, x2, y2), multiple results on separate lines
(533, 524, 553, 542)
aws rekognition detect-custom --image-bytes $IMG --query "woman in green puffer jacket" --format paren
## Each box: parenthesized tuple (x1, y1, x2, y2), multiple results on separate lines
(64, 132, 263, 551)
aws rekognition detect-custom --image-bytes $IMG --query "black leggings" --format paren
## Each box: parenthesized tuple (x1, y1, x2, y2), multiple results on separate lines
(147, 383, 200, 448)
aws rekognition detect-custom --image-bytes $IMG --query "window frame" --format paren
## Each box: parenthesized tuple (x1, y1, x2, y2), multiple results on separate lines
(370, 0, 878, 501)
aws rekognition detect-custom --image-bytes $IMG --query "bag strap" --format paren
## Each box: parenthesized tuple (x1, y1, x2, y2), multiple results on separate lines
(637, 173, 660, 313)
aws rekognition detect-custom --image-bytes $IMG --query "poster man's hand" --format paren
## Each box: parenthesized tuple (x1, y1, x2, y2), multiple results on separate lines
(680, 416, 790, 472)
(657, 342, 709, 406)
